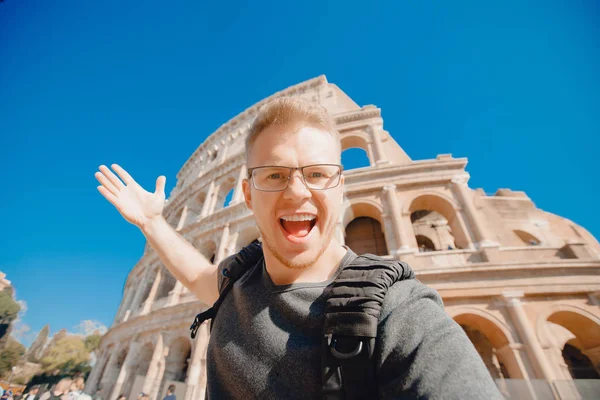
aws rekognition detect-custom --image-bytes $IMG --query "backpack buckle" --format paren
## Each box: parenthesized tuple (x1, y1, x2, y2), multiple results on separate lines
(326, 334, 364, 360)
(190, 307, 216, 339)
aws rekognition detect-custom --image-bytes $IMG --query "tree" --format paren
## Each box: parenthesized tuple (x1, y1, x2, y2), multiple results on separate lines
(84, 333, 101, 353)
(0, 289, 21, 349)
(26, 325, 49, 363)
(40, 335, 91, 375)
(0, 336, 25, 377)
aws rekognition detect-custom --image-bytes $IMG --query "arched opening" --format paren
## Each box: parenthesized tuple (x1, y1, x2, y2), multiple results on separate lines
(185, 192, 207, 226)
(345, 217, 388, 256)
(341, 134, 372, 168)
(139, 268, 158, 309)
(411, 209, 457, 251)
(156, 268, 176, 300)
(107, 347, 129, 399)
(160, 338, 192, 395)
(514, 230, 541, 246)
(408, 195, 469, 250)
(563, 342, 600, 379)
(454, 313, 513, 380)
(342, 148, 371, 170)
(124, 343, 154, 397)
(172, 207, 184, 230)
(546, 311, 600, 380)
(415, 235, 436, 252)
(197, 240, 217, 264)
(235, 226, 261, 252)
(213, 179, 236, 213)
(223, 188, 235, 208)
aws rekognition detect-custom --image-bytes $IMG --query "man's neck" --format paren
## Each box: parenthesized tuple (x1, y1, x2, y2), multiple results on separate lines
(264, 241, 347, 285)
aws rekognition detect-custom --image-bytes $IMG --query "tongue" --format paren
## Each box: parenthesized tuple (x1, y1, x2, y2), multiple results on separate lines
(281, 220, 312, 237)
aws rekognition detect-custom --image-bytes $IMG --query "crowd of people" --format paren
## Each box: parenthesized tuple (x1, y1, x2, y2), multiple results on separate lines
(0, 378, 177, 400)
(0, 376, 95, 400)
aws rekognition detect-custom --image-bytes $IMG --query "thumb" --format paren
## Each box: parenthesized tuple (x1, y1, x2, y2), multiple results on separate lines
(155, 175, 166, 196)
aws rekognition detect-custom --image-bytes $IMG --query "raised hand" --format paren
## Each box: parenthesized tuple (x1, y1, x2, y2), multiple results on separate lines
(95, 164, 166, 229)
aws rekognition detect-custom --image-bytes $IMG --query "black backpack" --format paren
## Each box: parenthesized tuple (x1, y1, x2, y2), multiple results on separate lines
(190, 242, 415, 400)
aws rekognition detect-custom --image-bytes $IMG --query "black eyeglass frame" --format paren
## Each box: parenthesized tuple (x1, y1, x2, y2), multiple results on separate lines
(246, 164, 344, 192)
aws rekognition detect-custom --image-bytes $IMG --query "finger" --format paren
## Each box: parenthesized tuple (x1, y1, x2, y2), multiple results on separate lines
(155, 175, 166, 195)
(111, 164, 134, 185)
(99, 165, 125, 190)
(97, 186, 119, 208)
(95, 171, 119, 197)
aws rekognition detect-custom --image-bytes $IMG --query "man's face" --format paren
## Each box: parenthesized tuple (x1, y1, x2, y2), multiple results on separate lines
(243, 124, 344, 270)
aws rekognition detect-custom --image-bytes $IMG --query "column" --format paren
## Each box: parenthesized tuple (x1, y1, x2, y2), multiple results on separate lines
(150, 344, 168, 400)
(502, 291, 555, 381)
(215, 223, 230, 265)
(208, 184, 222, 215)
(496, 343, 533, 379)
(98, 346, 121, 398)
(141, 268, 162, 315)
(129, 265, 153, 316)
(369, 126, 388, 165)
(85, 349, 109, 394)
(200, 181, 215, 218)
(185, 322, 210, 400)
(176, 204, 188, 230)
(383, 185, 411, 254)
(142, 334, 164, 395)
(451, 175, 497, 248)
(232, 164, 247, 204)
(110, 341, 140, 400)
(114, 286, 135, 324)
(167, 281, 185, 307)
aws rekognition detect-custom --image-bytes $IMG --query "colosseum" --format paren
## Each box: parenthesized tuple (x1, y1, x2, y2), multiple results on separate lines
(87, 76, 600, 400)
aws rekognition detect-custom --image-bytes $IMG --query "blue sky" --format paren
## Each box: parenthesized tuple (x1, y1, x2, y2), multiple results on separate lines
(1, 0, 598, 347)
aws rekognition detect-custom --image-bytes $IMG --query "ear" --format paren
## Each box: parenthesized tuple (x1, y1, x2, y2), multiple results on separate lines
(242, 179, 253, 211)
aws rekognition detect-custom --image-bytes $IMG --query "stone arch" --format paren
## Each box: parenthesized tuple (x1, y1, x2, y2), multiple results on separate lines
(342, 200, 384, 229)
(342, 200, 388, 256)
(185, 191, 207, 226)
(340, 132, 373, 168)
(160, 337, 192, 394)
(513, 230, 541, 246)
(156, 267, 177, 300)
(196, 239, 217, 264)
(415, 234, 436, 252)
(125, 342, 154, 397)
(452, 310, 515, 379)
(537, 304, 600, 349)
(235, 226, 261, 252)
(406, 193, 471, 250)
(213, 176, 237, 212)
(537, 304, 600, 380)
(171, 207, 184, 230)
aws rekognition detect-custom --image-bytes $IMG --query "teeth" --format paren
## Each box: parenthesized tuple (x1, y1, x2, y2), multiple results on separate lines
(280, 214, 316, 222)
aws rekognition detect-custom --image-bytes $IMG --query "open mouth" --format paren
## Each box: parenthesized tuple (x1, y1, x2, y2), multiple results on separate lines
(279, 214, 317, 239)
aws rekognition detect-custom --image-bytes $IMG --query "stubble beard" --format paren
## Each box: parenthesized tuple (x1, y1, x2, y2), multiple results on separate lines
(259, 224, 336, 270)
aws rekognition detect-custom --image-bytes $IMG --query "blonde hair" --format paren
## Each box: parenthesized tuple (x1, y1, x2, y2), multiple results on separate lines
(245, 97, 341, 163)
(54, 377, 73, 393)
(70, 376, 85, 391)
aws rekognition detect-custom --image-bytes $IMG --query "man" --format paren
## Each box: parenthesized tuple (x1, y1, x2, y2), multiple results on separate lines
(21, 386, 39, 400)
(163, 385, 176, 400)
(96, 98, 502, 399)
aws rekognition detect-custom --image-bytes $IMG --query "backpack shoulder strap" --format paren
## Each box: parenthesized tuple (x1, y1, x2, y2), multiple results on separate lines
(190, 241, 263, 338)
(322, 253, 415, 400)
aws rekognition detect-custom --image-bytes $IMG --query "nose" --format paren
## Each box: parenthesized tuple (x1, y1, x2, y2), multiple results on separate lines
(283, 170, 312, 200)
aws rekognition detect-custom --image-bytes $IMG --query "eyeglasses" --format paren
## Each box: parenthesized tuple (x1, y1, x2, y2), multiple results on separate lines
(247, 164, 343, 192)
